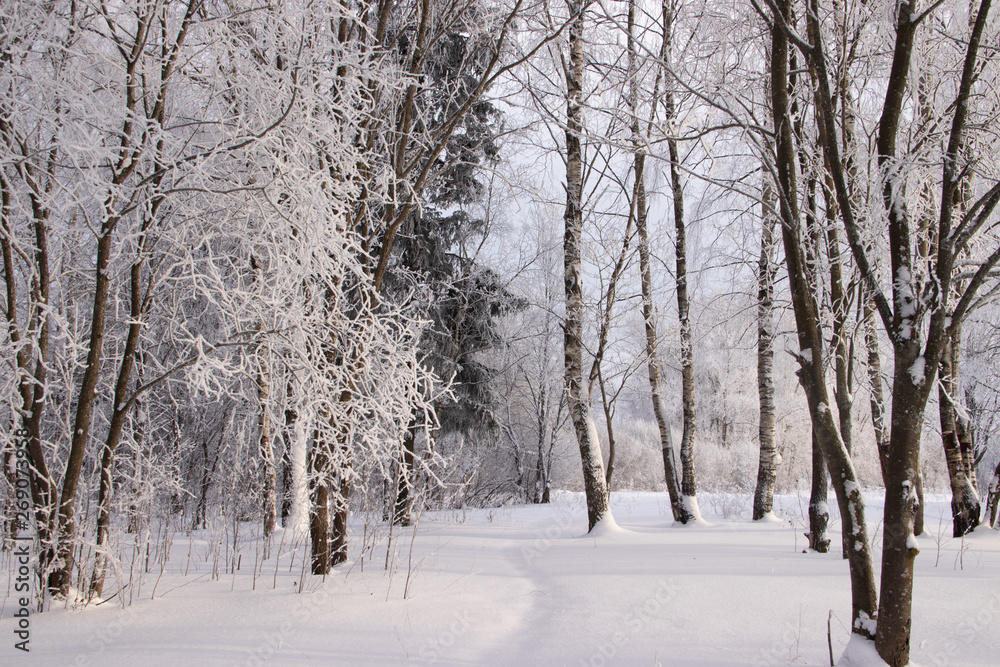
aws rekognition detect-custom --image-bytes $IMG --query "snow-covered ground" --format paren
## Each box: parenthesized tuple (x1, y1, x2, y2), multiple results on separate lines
(2, 491, 998, 666)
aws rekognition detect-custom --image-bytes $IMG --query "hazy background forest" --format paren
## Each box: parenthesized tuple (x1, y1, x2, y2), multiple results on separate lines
(2, 1, 1000, 663)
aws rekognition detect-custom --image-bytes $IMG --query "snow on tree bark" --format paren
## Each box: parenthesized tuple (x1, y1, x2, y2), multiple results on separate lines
(753, 178, 778, 521)
(663, 0, 698, 512)
(564, 0, 610, 532)
(939, 332, 981, 536)
(798, 0, 1000, 661)
(629, 0, 690, 524)
(769, 0, 878, 635)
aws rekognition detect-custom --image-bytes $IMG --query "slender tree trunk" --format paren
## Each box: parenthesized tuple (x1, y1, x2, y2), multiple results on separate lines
(631, 0, 689, 524)
(393, 422, 417, 526)
(589, 213, 633, 493)
(669, 119, 697, 511)
(952, 330, 978, 490)
(331, 467, 350, 566)
(309, 432, 331, 575)
(826, 223, 853, 455)
(258, 356, 277, 542)
(51, 228, 114, 597)
(89, 158, 166, 597)
(985, 459, 1000, 529)
(563, 0, 609, 531)
(791, 49, 833, 554)
(938, 333, 980, 536)
(533, 382, 549, 504)
(281, 417, 293, 527)
(589, 212, 633, 492)
(867, 6, 929, 657)
(661, 0, 699, 518)
(3, 170, 57, 582)
(537, 388, 563, 505)
(90, 264, 146, 598)
(819, 155, 854, 559)
(251, 251, 277, 546)
(257, 334, 278, 558)
(533, 442, 546, 504)
(599, 371, 616, 490)
(802, 179, 831, 551)
(512, 428, 527, 496)
(533, 438, 548, 505)
(865, 299, 890, 481)
(770, 0, 878, 634)
(753, 178, 778, 521)
(875, 5, 992, 658)
(806, 429, 831, 552)
(194, 438, 212, 531)
(810, 40, 854, 461)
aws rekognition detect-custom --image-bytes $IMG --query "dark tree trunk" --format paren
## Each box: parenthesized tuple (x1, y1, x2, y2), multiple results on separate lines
(2, 172, 57, 567)
(258, 358, 276, 541)
(791, 49, 837, 557)
(280, 397, 299, 527)
(533, 390, 549, 504)
(663, 0, 697, 510)
(537, 391, 561, 505)
(985, 459, 1000, 529)
(953, 333, 979, 489)
(331, 470, 350, 566)
(194, 434, 220, 532)
(281, 440, 292, 526)
(90, 314, 143, 598)
(791, 0, 997, 661)
(90, 152, 167, 598)
(806, 429, 831, 553)
(938, 333, 981, 537)
(770, 0, 878, 635)
(632, 0, 691, 525)
(599, 372, 617, 490)
(309, 433, 331, 575)
(876, 4, 992, 659)
(393, 423, 417, 526)
(51, 228, 115, 597)
(868, 0, 928, 651)
(877, 366, 930, 666)
(865, 299, 890, 481)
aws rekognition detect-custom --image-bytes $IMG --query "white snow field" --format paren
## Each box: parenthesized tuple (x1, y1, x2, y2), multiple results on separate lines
(2, 491, 998, 666)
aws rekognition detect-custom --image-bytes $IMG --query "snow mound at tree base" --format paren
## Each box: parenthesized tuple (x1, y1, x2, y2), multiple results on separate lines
(838, 635, 902, 667)
(586, 513, 625, 538)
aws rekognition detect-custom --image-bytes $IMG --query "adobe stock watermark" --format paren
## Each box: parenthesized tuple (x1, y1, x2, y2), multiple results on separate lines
(578, 578, 679, 667)
(750, 609, 808, 667)
(70, 603, 145, 666)
(924, 591, 1000, 667)
(240, 587, 332, 666)
(519, 510, 576, 562)
(417, 609, 474, 664)
(11, 427, 33, 653)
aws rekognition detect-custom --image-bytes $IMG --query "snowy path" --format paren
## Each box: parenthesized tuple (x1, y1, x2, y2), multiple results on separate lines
(3, 492, 999, 666)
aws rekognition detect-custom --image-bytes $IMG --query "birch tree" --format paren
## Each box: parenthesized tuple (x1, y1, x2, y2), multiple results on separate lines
(562, 0, 611, 531)
(753, 179, 779, 520)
